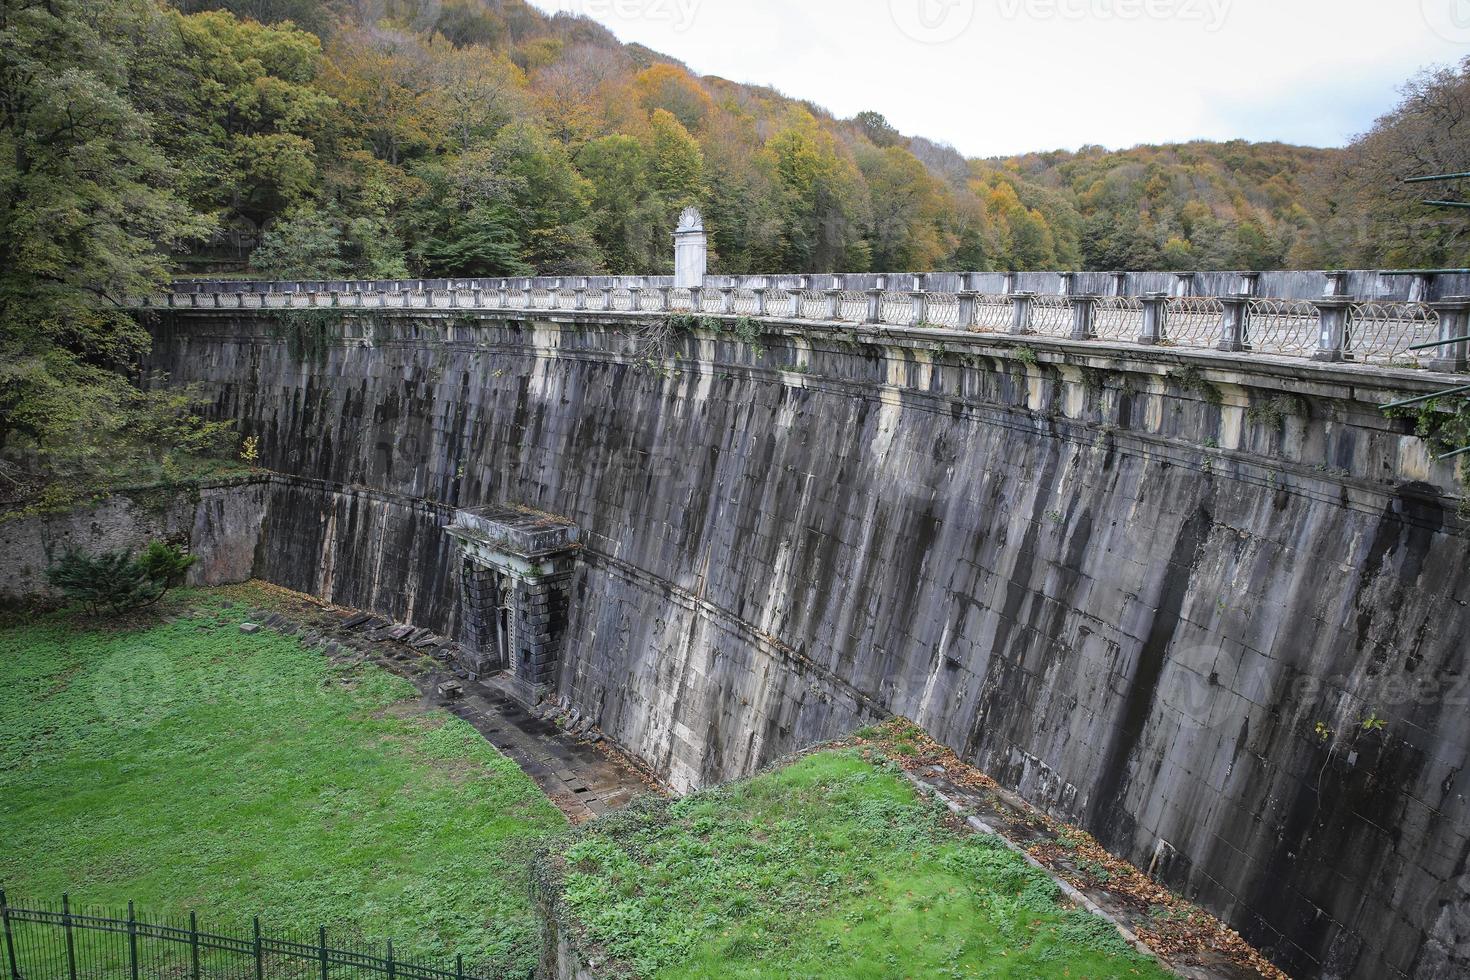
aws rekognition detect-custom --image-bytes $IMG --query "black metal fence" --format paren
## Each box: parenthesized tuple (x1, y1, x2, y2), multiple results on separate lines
(0, 893, 492, 980)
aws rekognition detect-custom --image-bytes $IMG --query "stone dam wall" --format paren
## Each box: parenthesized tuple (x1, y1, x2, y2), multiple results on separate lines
(140, 309, 1470, 980)
(1, 479, 269, 604)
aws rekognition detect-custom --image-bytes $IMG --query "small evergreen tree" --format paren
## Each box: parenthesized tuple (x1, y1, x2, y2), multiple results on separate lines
(47, 542, 197, 617)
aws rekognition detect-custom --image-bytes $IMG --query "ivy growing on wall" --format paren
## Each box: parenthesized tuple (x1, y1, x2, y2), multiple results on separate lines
(264, 308, 344, 365)
(1386, 397, 1470, 483)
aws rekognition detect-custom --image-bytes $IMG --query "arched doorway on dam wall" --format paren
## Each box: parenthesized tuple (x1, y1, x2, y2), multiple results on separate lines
(142, 305, 1470, 980)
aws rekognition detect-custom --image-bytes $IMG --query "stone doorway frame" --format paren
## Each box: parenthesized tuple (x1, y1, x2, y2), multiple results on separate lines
(445, 505, 580, 704)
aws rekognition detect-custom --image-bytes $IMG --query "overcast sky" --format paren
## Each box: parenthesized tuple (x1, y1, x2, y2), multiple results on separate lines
(530, 0, 1470, 158)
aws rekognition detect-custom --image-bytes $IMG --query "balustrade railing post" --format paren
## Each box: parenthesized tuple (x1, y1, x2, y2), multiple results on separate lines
(128, 901, 140, 980)
(825, 286, 843, 320)
(402, 288, 413, 309)
(1138, 292, 1168, 345)
(1311, 297, 1352, 362)
(1069, 294, 1098, 340)
(719, 284, 735, 314)
(575, 280, 588, 311)
(235, 291, 246, 309)
(657, 284, 672, 311)
(318, 926, 329, 980)
(752, 286, 768, 317)
(449, 285, 461, 309)
(787, 279, 804, 318)
(956, 290, 977, 330)
(470, 286, 483, 309)
(909, 290, 929, 327)
(629, 283, 643, 312)
(548, 279, 562, 310)
(189, 911, 200, 980)
(690, 284, 705, 313)
(330, 289, 341, 308)
(1, 891, 20, 980)
(601, 285, 614, 311)
(1010, 291, 1036, 335)
(1429, 296, 1470, 372)
(62, 894, 77, 980)
(865, 284, 884, 324)
(497, 284, 510, 309)
(1218, 294, 1250, 352)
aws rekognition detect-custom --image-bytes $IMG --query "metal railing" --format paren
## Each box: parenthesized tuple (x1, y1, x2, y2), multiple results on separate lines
(0, 893, 488, 980)
(147, 275, 1470, 372)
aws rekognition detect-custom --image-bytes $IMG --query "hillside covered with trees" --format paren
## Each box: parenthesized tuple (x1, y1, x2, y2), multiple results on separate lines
(4, 0, 1470, 492)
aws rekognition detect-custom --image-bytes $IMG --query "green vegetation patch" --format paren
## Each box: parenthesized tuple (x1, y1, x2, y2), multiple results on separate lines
(546, 749, 1169, 979)
(0, 591, 566, 977)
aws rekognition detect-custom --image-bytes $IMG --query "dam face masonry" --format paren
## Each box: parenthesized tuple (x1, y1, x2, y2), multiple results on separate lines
(139, 299, 1469, 980)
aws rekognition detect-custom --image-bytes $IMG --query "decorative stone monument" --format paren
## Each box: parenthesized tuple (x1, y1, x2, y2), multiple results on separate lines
(444, 505, 580, 704)
(673, 206, 707, 287)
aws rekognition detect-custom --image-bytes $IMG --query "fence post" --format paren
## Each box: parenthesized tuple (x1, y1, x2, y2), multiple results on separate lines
(1428, 296, 1470, 372)
(189, 911, 200, 980)
(1010, 292, 1036, 335)
(752, 285, 768, 317)
(2, 891, 19, 980)
(253, 917, 264, 980)
(825, 285, 843, 320)
(319, 926, 329, 980)
(1069, 294, 1098, 340)
(1312, 298, 1352, 362)
(956, 289, 978, 330)
(1138, 292, 1167, 345)
(456, 953, 465, 980)
(865, 283, 884, 324)
(787, 279, 804, 318)
(386, 939, 397, 980)
(689, 284, 705, 313)
(128, 901, 140, 980)
(719, 283, 735, 314)
(909, 289, 929, 327)
(62, 895, 77, 980)
(1218, 294, 1250, 352)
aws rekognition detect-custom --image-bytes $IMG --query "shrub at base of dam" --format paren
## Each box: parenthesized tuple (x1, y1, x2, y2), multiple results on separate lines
(0, 585, 566, 977)
(541, 748, 1170, 979)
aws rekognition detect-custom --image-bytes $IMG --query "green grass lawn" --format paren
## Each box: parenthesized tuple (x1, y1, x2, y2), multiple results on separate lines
(0, 589, 566, 977)
(551, 749, 1172, 979)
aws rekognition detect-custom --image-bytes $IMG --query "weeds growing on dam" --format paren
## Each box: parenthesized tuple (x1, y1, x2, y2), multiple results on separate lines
(546, 749, 1169, 978)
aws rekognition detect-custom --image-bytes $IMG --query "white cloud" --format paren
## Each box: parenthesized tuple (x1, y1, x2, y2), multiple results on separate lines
(532, 0, 1468, 156)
